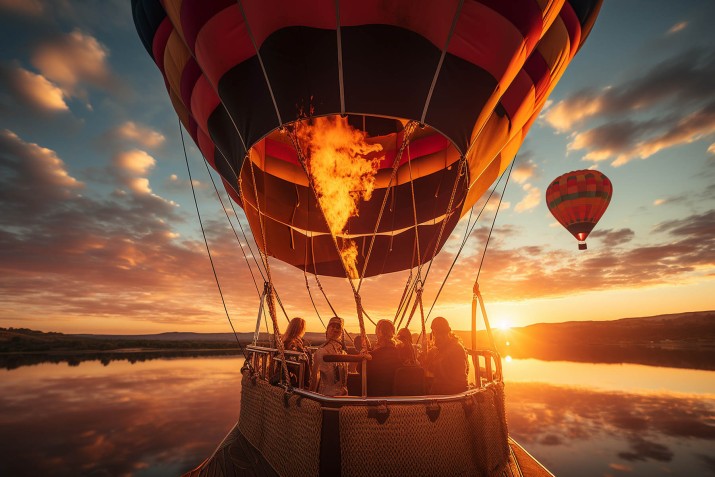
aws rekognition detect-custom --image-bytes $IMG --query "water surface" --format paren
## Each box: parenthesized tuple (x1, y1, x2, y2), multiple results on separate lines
(1, 356, 713, 476)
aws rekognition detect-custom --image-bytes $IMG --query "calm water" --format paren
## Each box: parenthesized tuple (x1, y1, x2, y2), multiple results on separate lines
(1, 356, 713, 477)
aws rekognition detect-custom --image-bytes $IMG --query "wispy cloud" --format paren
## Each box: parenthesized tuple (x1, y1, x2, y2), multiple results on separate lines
(667, 21, 688, 35)
(0, 0, 43, 16)
(544, 50, 715, 166)
(514, 183, 540, 213)
(0, 64, 69, 113)
(107, 121, 165, 150)
(31, 29, 120, 105)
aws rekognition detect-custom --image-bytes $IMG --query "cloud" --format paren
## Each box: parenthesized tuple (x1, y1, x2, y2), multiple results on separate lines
(667, 21, 688, 35)
(514, 183, 540, 213)
(422, 208, 715, 304)
(544, 94, 605, 132)
(30, 29, 118, 102)
(589, 228, 635, 247)
(0, 64, 69, 113)
(512, 158, 538, 184)
(545, 50, 715, 166)
(0, 132, 234, 328)
(0, 0, 43, 15)
(108, 121, 165, 150)
(112, 149, 155, 176)
(0, 129, 83, 220)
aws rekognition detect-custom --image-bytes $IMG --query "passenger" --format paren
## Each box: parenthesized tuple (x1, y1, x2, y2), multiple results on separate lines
(366, 320, 402, 396)
(278, 317, 310, 388)
(423, 317, 468, 395)
(346, 333, 370, 395)
(352, 333, 370, 354)
(310, 316, 348, 396)
(282, 317, 307, 352)
(396, 327, 417, 365)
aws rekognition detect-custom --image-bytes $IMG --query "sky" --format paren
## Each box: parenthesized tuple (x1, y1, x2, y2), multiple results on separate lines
(0, 0, 713, 335)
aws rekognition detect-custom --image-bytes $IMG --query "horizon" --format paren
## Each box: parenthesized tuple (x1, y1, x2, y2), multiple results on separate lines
(1, 1, 714, 335)
(10, 308, 711, 336)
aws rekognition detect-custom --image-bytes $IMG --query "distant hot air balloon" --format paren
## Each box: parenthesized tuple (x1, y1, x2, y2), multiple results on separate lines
(546, 169, 612, 250)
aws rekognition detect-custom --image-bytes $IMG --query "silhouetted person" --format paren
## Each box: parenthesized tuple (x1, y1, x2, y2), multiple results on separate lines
(366, 320, 402, 396)
(423, 317, 468, 394)
(396, 327, 417, 365)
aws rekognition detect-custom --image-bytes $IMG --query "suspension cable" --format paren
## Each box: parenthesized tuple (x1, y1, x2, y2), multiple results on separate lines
(246, 155, 290, 384)
(424, 162, 511, 320)
(477, 157, 517, 282)
(357, 121, 418, 291)
(201, 157, 262, 299)
(179, 122, 246, 357)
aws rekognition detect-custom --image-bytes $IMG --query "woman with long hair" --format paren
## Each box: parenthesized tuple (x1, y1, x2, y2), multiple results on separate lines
(282, 317, 307, 351)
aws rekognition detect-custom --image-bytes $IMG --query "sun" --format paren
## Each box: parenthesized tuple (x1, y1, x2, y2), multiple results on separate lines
(495, 319, 512, 331)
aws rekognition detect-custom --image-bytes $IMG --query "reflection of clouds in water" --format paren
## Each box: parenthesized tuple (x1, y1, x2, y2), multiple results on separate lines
(618, 436, 673, 462)
(700, 454, 715, 474)
(506, 382, 715, 472)
(0, 358, 242, 477)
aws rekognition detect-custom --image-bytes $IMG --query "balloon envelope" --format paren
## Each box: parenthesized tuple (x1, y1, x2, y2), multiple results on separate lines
(132, 0, 603, 276)
(546, 169, 612, 250)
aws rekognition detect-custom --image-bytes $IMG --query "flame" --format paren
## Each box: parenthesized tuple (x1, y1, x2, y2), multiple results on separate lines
(296, 116, 383, 279)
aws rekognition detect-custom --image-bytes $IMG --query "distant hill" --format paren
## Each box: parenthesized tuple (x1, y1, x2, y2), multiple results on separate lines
(2, 311, 713, 370)
(467, 310, 715, 370)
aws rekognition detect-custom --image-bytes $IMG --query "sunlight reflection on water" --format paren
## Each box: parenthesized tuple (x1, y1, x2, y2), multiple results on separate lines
(0, 356, 713, 477)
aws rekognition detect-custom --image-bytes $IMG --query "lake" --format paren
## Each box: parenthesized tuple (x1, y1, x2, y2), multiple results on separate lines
(0, 356, 713, 476)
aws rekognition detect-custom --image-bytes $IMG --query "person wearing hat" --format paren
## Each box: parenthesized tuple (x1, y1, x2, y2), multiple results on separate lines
(309, 316, 348, 396)
(423, 316, 468, 394)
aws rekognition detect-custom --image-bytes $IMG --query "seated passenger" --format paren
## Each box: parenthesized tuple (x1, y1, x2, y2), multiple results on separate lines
(396, 327, 417, 365)
(282, 317, 307, 352)
(310, 317, 348, 396)
(422, 317, 468, 395)
(279, 317, 309, 387)
(366, 320, 402, 396)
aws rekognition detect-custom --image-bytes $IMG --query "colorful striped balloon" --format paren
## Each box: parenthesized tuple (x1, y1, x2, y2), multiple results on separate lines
(546, 170, 612, 250)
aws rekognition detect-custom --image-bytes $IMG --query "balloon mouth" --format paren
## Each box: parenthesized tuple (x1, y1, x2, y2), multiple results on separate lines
(239, 113, 466, 278)
(578, 241, 587, 250)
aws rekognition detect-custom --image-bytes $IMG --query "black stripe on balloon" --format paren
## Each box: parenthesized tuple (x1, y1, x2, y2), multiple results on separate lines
(131, 0, 166, 56)
(341, 25, 440, 122)
(217, 56, 278, 148)
(424, 52, 499, 153)
(259, 27, 341, 123)
(568, 0, 602, 27)
(206, 107, 247, 181)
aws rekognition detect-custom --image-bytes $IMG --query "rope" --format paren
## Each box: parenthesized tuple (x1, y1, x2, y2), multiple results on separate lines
(357, 121, 418, 290)
(246, 156, 290, 384)
(287, 123, 378, 351)
(476, 157, 517, 284)
(303, 232, 328, 330)
(178, 121, 246, 358)
(424, 164, 510, 321)
(201, 156, 262, 299)
(470, 157, 518, 353)
(202, 144, 290, 326)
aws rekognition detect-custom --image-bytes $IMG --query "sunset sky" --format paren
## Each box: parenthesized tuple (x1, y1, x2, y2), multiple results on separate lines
(1, 0, 713, 335)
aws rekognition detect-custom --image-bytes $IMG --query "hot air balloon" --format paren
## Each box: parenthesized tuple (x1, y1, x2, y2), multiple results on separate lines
(546, 169, 612, 250)
(131, 1, 603, 476)
(132, 0, 603, 279)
